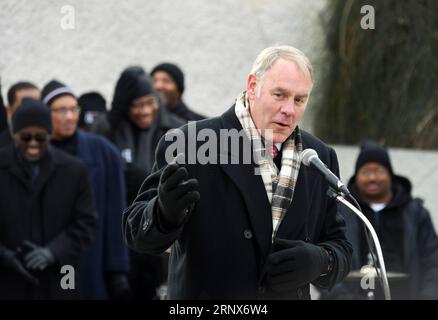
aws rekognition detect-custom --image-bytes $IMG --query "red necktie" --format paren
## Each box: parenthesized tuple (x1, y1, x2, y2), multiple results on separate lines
(270, 145, 278, 159)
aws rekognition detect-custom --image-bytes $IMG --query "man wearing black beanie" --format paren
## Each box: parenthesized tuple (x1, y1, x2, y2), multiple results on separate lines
(0, 97, 97, 299)
(322, 140, 438, 300)
(151, 62, 205, 122)
(40, 79, 131, 300)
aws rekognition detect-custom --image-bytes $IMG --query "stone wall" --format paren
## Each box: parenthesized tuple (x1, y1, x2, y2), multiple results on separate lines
(1, 0, 327, 130)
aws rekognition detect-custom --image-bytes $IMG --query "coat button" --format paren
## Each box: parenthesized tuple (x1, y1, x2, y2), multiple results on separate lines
(142, 218, 151, 231)
(258, 286, 265, 294)
(297, 288, 303, 298)
(243, 229, 253, 239)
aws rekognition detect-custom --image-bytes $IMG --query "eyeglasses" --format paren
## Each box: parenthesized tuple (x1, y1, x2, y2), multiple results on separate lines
(51, 106, 81, 115)
(131, 99, 157, 110)
(19, 132, 49, 143)
(358, 168, 388, 177)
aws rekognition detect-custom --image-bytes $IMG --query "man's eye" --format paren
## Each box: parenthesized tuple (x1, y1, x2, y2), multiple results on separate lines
(295, 98, 305, 104)
(273, 93, 283, 99)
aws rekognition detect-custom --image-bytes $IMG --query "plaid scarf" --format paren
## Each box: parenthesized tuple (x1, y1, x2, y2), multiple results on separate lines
(235, 92, 303, 239)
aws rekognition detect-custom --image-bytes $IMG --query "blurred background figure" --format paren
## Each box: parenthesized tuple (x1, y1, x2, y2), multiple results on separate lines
(151, 62, 205, 122)
(41, 80, 131, 300)
(0, 76, 7, 132)
(0, 98, 96, 299)
(322, 141, 438, 300)
(78, 91, 107, 132)
(92, 66, 184, 299)
(0, 81, 40, 148)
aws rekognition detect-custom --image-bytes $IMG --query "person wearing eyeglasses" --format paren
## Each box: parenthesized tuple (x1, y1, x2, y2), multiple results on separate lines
(322, 140, 438, 300)
(40, 80, 131, 300)
(0, 98, 97, 299)
(91, 66, 184, 300)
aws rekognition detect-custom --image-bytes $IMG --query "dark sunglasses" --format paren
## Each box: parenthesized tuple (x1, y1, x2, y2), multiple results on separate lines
(19, 132, 49, 143)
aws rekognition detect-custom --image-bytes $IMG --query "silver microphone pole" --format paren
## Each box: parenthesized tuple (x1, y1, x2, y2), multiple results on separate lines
(333, 193, 391, 300)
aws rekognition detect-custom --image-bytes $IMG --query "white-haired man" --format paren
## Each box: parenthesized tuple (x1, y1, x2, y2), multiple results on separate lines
(123, 46, 352, 299)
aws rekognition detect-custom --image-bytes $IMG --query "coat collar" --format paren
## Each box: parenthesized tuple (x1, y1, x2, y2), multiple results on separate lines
(0, 144, 66, 194)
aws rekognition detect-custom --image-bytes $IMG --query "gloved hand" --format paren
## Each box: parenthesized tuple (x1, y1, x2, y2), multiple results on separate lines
(106, 272, 133, 300)
(22, 241, 56, 271)
(0, 246, 39, 285)
(158, 161, 200, 230)
(265, 238, 329, 292)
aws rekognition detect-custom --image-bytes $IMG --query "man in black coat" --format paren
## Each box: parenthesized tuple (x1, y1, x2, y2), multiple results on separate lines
(323, 141, 438, 300)
(123, 46, 352, 299)
(0, 98, 96, 299)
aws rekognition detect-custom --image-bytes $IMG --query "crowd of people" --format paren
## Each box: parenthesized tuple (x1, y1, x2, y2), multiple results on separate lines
(1, 48, 438, 300)
(0, 63, 204, 299)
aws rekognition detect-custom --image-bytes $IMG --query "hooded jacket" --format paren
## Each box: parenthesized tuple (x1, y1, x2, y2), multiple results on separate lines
(323, 174, 438, 300)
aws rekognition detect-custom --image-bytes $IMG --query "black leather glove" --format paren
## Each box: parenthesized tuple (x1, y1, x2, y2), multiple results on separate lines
(0, 246, 39, 285)
(158, 162, 200, 230)
(266, 238, 329, 292)
(106, 272, 133, 300)
(22, 241, 56, 271)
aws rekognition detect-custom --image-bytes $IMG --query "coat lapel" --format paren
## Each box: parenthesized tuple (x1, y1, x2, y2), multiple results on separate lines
(275, 165, 318, 240)
(218, 107, 273, 260)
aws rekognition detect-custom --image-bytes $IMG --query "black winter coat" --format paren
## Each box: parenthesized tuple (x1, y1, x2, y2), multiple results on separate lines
(123, 106, 352, 300)
(324, 175, 438, 300)
(0, 145, 97, 299)
(168, 101, 205, 122)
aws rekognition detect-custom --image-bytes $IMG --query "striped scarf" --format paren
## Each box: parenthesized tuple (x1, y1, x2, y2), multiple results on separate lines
(235, 92, 303, 239)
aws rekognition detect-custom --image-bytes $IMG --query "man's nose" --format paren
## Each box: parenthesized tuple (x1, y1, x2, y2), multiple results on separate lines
(281, 100, 296, 116)
(65, 110, 77, 120)
(154, 81, 163, 90)
(28, 140, 39, 147)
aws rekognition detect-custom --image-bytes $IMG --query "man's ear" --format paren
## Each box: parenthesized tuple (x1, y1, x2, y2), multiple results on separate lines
(246, 74, 257, 101)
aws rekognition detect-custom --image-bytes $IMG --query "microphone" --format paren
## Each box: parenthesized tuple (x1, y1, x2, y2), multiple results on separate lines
(301, 148, 350, 195)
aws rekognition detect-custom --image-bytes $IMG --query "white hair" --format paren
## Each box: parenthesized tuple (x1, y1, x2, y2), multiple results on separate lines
(250, 45, 314, 83)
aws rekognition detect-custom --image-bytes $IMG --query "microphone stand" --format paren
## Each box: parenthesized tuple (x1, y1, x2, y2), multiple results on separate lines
(327, 188, 392, 300)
